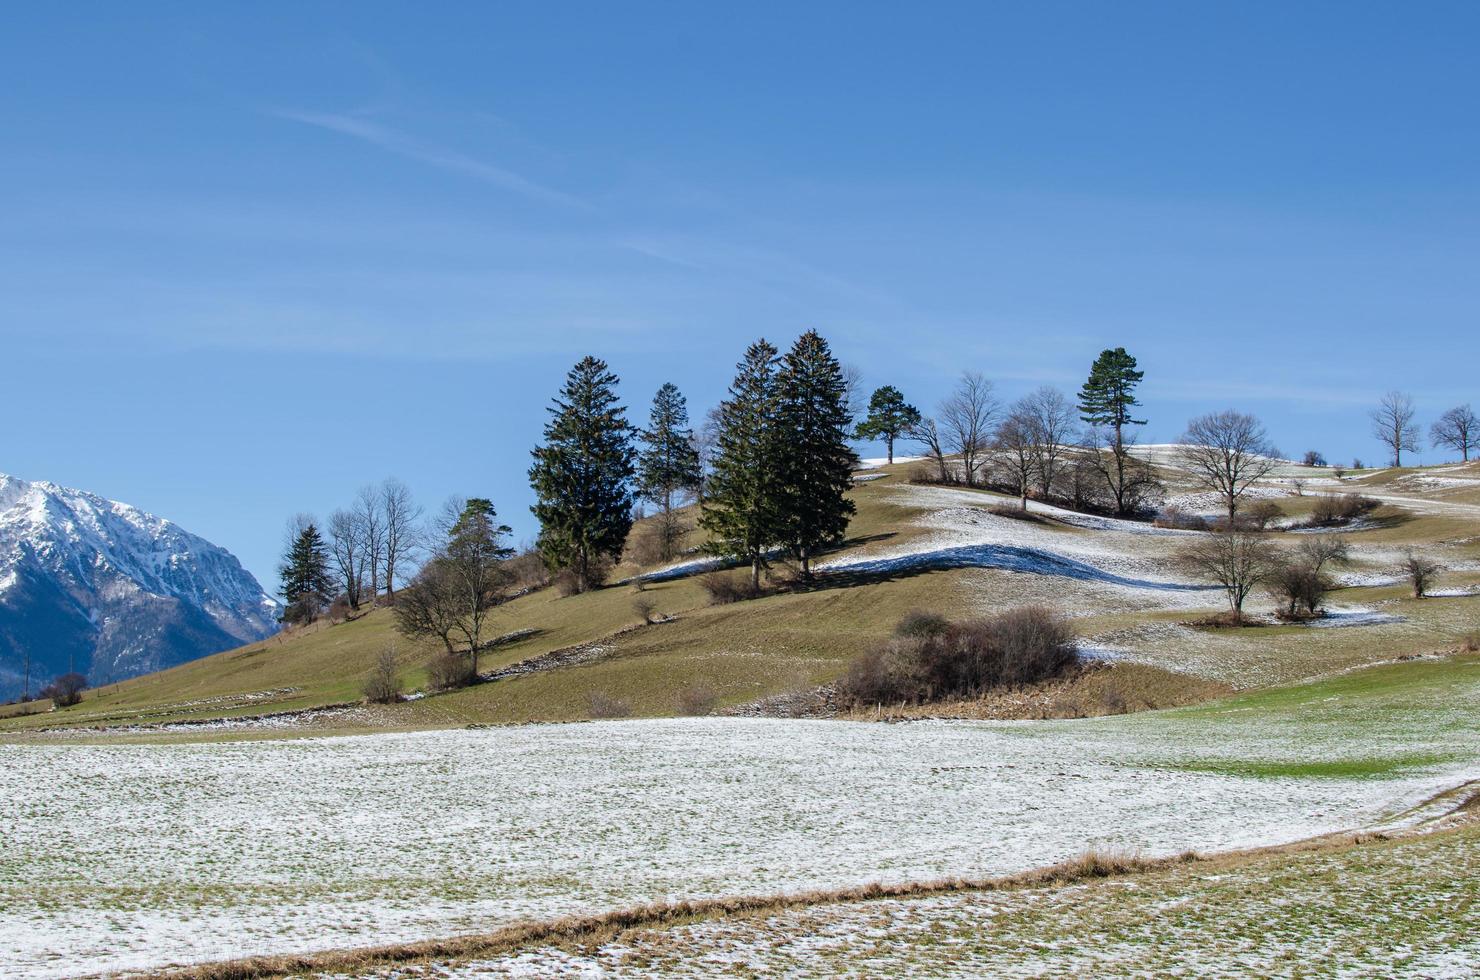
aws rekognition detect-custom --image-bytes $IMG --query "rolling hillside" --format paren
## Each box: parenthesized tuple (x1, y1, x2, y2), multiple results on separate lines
(5, 453, 1477, 737)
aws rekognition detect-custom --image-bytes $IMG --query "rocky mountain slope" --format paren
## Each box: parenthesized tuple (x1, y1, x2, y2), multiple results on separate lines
(0, 473, 278, 697)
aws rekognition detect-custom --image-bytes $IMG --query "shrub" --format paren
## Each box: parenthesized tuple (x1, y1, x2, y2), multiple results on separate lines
(427, 652, 477, 691)
(361, 649, 403, 704)
(676, 681, 718, 716)
(40, 672, 87, 708)
(699, 570, 763, 605)
(554, 557, 613, 596)
(327, 594, 353, 624)
(633, 597, 657, 625)
(1153, 506, 1209, 531)
(507, 548, 550, 591)
(839, 607, 1077, 706)
(1403, 550, 1442, 598)
(1309, 494, 1379, 527)
(894, 609, 951, 639)
(587, 691, 631, 719)
(624, 522, 669, 568)
(1245, 500, 1283, 530)
(1267, 561, 1332, 619)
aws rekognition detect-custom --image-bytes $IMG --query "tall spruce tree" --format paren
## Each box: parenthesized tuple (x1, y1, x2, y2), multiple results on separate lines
(278, 521, 333, 625)
(774, 330, 858, 579)
(854, 385, 921, 464)
(638, 382, 703, 559)
(700, 339, 782, 590)
(529, 356, 636, 592)
(1078, 347, 1147, 515)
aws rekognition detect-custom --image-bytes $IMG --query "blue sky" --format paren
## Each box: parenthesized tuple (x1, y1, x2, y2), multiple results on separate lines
(3, 2, 1478, 589)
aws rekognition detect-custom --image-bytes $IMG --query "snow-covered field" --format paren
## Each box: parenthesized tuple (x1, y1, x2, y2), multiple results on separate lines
(4, 711, 1476, 978)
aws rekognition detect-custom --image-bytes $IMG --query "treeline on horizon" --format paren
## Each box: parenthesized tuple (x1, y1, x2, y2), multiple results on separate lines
(271, 332, 1478, 680)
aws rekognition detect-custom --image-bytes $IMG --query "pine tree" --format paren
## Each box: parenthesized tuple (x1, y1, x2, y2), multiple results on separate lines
(854, 385, 921, 464)
(774, 330, 858, 579)
(638, 383, 703, 559)
(700, 339, 783, 590)
(1078, 347, 1147, 515)
(278, 522, 333, 625)
(529, 356, 636, 592)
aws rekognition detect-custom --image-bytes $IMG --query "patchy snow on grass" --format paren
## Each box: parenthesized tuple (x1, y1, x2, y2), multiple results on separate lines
(857, 455, 923, 469)
(819, 484, 1217, 611)
(1306, 606, 1406, 629)
(1161, 485, 1289, 516)
(3, 711, 1475, 979)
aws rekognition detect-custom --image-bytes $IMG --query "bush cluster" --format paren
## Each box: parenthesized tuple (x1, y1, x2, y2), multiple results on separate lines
(699, 570, 766, 605)
(839, 607, 1077, 706)
(427, 652, 478, 691)
(1308, 494, 1379, 527)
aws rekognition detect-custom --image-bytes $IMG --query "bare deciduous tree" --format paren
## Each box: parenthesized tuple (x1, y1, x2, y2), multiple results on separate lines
(839, 363, 867, 430)
(1082, 427, 1161, 515)
(1019, 386, 1078, 497)
(907, 416, 950, 483)
(328, 508, 368, 611)
(995, 406, 1036, 510)
(939, 372, 999, 487)
(1431, 404, 1479, 462)
(354, 485, 385, 601)
(393, 562, 461, 657)
(1179, 531, 1277, 622)
(395, 497, 514, 674)
(1177, 410, 1282, 522)
(379, 477, 422, 601)
(1370, 391, 1421, 466)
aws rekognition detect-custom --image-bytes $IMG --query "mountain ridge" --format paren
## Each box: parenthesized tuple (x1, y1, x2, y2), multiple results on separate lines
(0, 472, 278, 697)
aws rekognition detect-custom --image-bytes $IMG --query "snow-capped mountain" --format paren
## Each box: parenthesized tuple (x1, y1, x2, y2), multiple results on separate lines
(0, 473, 278, 698)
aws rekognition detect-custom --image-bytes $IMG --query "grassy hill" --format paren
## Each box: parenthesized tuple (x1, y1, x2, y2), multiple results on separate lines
(3, 454, 1477, 738)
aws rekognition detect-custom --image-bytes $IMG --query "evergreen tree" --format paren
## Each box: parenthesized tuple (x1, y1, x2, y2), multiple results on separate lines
(774, 330, 858, 579)
(529, 356, 636, 592)
(700, 339, 783, 590)
(278, 521, 333, 625)
(854, 385, 921, 464)
(638, 382, 703, 559)
(1078, 347, 1147, 515)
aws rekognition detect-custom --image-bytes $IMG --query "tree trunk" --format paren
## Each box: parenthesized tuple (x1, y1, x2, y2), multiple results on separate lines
(751, 555, 762, 592)
(886, 434, 894, 465)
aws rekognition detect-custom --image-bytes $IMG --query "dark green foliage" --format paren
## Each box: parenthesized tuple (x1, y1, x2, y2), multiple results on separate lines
(638, 382, 702, 513)
(700, 340, 783, 589)
(854, 385, 922, 464)
(637, 382, 703, 561)
(278, 522, 334, 625)
(773, 330, 858, 578)
(529, 356, 637, 593)
(1078, 347, 1146, 433)
(1078, 347, 1148, 515)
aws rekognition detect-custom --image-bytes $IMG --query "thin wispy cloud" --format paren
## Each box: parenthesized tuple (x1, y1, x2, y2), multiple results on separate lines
(270, 108, 586, 209)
